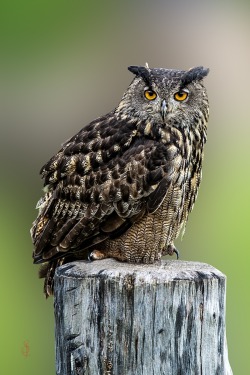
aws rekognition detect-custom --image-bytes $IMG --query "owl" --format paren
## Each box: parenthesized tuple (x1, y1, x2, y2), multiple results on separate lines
(31, 64, 209, 296)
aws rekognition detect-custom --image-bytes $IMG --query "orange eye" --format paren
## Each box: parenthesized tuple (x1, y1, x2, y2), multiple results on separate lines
(144, 89, 157, 101)
(174, 91, 188, 101)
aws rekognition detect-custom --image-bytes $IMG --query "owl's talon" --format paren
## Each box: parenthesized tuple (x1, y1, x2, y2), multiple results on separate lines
(173, 248, 179, 260)
(88, 251, 94, 262)
(163, 244, 180, 259)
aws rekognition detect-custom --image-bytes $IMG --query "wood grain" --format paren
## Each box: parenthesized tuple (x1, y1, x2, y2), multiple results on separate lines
(54, 259, 233, 375)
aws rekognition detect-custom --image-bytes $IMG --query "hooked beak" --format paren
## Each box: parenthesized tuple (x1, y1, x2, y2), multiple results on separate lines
(161, 100, 168, 121)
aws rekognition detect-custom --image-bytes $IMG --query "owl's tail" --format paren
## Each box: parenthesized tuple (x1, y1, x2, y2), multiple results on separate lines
(39, 257, 69, 298)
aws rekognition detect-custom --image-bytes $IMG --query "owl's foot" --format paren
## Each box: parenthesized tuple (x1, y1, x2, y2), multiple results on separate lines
(88, 249, 109, 261)
(88, 248, 127, 262)
(163, 244, 179, 259)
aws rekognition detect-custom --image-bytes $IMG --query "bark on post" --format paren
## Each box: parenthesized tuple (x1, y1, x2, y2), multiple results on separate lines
(54, 259, 233, 375)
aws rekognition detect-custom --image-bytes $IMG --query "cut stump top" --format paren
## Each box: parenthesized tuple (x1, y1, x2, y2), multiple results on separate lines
(56, 259, 225, 283)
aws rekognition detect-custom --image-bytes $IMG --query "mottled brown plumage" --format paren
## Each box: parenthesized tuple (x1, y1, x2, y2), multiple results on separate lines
(31, 65, 209, 296)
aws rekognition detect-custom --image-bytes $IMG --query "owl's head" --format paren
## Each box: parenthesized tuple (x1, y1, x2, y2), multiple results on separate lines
(116, 64, 209, 131)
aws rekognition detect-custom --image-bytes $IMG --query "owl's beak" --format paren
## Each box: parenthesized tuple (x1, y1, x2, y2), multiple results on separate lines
(161, 100, 168, 121)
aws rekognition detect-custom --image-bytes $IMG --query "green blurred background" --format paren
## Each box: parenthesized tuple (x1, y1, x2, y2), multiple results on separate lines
(1, 0, 249, 374)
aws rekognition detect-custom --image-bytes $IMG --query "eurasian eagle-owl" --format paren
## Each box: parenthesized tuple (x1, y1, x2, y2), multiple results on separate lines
(31, 64, 209, 296)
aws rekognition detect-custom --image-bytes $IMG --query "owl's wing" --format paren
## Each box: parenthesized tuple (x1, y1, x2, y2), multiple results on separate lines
(32, 115, 181, 264)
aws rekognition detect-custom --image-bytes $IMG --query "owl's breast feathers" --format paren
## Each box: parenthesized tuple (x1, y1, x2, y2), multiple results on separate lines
(31, 112, 205, 264)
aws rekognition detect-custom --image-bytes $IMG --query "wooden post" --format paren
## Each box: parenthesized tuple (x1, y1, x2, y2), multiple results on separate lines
(54, 259, 233, 375)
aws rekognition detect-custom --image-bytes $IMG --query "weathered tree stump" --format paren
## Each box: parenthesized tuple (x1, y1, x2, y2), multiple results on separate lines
(54, 259, 233, 375)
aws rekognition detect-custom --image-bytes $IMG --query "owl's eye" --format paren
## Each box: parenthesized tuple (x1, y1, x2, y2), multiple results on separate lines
(144, 89, 157, 101)
(174, 90, 188, 101)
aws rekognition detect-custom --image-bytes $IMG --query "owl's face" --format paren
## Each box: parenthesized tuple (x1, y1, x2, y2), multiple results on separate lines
(116, 66, 209, 130)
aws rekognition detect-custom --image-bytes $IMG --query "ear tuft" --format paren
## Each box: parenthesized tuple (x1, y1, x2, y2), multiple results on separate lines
(128, 65, 151, 86)
(180, 66, 209, 88)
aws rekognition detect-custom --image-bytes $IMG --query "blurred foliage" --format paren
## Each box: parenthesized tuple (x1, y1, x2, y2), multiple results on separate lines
(1, 0, 249, 374)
